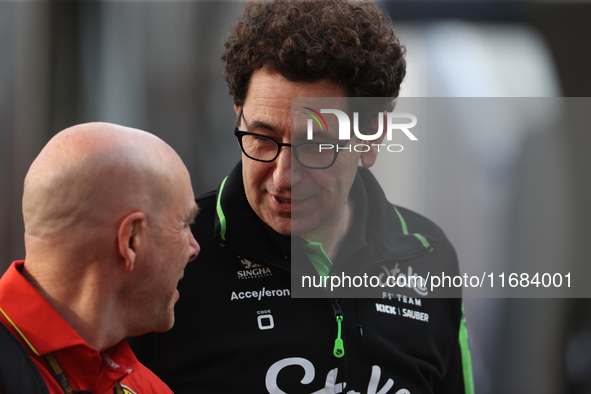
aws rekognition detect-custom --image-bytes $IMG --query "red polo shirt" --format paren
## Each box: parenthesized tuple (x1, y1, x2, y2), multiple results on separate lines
(0, 261, 173, 394)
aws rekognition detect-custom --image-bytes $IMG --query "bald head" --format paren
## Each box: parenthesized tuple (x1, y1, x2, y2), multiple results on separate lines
(20, 123, 199, 347)
(23, 122, 188, 248)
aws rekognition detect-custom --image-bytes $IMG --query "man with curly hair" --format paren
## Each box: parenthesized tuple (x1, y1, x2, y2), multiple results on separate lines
(131, 1, 474, 393)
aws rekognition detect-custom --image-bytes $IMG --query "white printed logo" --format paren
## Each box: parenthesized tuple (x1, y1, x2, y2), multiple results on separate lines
(265, 358, 409, 394)
(238, 258, 272, 280)
(230, 287, 290, 301)
(375, 303, 429, 323)
(377, 264, 428, 296)
(257, 314, 275, 330)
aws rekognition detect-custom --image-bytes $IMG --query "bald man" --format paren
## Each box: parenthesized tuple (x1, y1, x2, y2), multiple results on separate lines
(0, 122, 199, 394)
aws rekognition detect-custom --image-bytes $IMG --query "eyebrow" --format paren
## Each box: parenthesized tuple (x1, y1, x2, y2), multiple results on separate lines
(294, 130, 341, 144)
(185, 204, 200, 224)
(239, 110, 280, 134)
(246, 119, 278, 133)
(302, 130, 338, 139)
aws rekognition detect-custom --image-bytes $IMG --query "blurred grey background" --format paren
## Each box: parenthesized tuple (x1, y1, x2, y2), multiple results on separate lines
(1, 0, 591, 393)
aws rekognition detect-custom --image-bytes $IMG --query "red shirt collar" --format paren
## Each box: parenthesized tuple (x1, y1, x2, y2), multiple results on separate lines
(0, 261, 140, 375)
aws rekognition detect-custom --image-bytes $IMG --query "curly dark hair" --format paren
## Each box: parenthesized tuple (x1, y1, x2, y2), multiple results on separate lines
(222, 0, 406, 108)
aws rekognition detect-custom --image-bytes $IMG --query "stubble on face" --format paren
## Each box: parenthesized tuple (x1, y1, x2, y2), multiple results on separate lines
(127, 176, 199, 335)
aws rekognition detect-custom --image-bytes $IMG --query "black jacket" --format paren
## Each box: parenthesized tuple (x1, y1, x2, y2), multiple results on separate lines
(130, 161, 474, 394)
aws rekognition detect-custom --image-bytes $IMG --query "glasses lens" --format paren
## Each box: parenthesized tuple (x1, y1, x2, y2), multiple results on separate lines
(240, 134, 279, 161)
(295, 143, 336, 169)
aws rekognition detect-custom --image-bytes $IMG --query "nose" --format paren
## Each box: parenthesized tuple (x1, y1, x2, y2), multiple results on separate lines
(273, 146, 302, 190)
(188, 231, 200, 262)
(272, 146, 291, 190)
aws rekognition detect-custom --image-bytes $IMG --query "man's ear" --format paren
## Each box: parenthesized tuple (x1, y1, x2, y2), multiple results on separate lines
(118, 211, 147, 272)
(234, 105, 243, 128)
(360, 111, 387, 168)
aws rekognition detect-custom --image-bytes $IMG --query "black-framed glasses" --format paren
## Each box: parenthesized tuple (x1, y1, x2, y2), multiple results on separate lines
(234, 109, 348, 169)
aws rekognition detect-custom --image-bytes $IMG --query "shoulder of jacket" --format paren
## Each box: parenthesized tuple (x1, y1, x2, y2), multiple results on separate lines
(392, 204, 454, 248)
(195, 189, 217, 204)
(191, 189, 218, 237)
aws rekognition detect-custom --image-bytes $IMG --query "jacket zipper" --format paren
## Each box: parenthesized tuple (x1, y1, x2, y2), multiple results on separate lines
(332, 299, 345, 358)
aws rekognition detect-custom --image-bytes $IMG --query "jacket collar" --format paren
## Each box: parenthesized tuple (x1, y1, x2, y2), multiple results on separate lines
(334, 167, 438, 275)
(214, 161, 292, 271)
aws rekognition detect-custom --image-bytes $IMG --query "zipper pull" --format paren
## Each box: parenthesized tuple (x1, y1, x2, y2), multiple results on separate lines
(333, 300, 345, 358)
